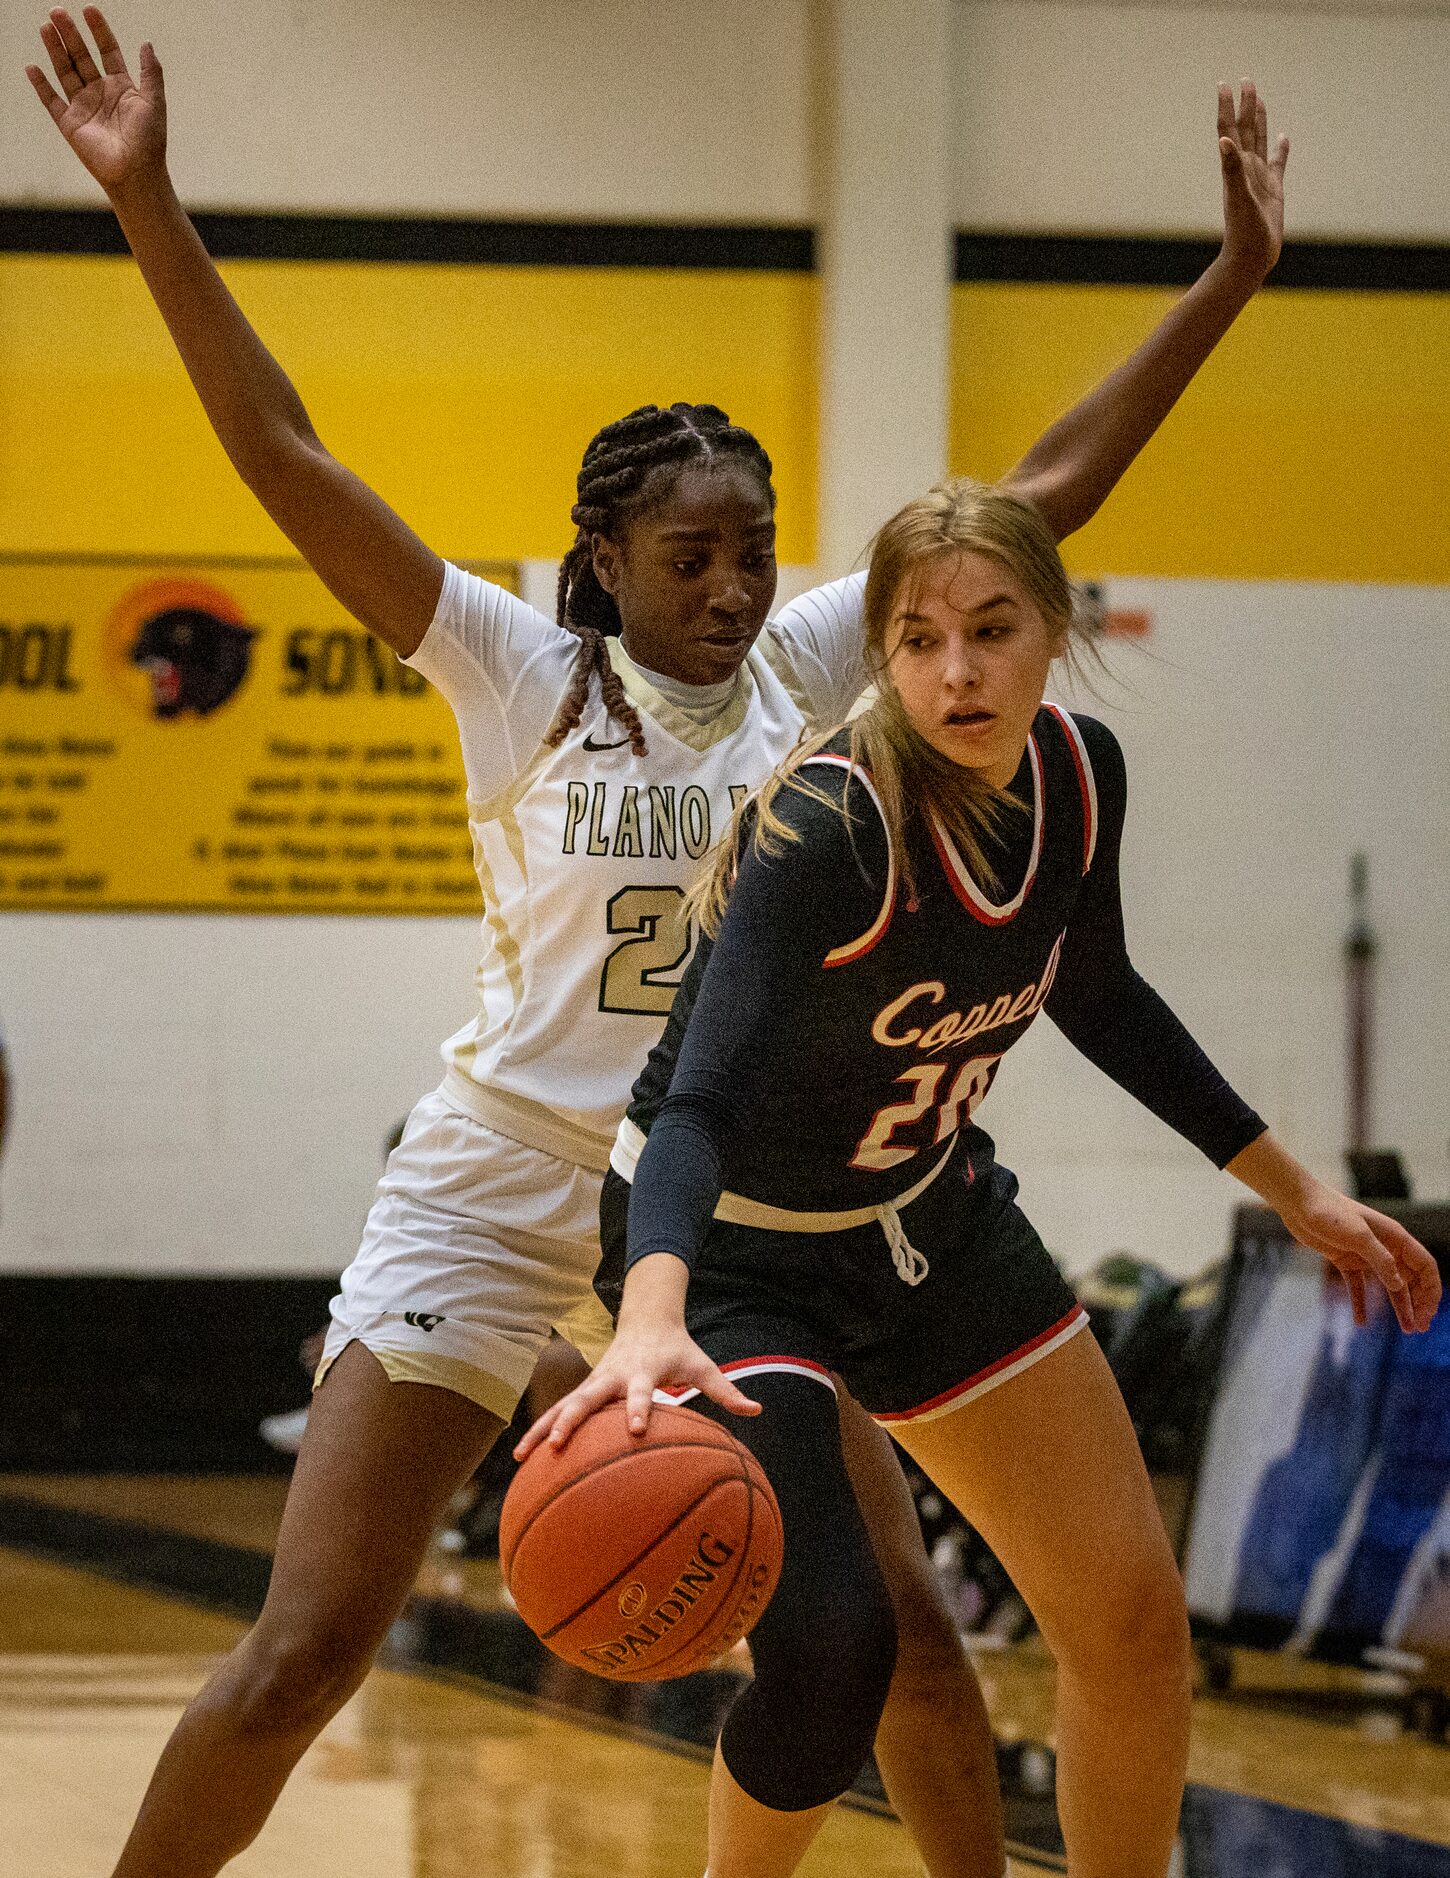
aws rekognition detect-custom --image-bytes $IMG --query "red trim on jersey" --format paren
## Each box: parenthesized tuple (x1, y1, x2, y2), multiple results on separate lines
(801, 753, 897, 968)
(929, 733, 1044, 926)
(1042, 704, 1097, 874)
(872, 1306, 1087, 1423)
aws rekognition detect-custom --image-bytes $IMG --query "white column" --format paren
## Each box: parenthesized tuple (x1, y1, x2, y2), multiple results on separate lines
(815, 0, 953, 575)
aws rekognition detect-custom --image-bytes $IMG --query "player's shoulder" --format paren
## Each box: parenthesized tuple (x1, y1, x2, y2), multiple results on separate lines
(1038, 706, 1127, 855)
(757, 573, 869, 726)
(728, 753, 888, 951)
(1039, 704, 1124, 778)
(430, 562, 570, 661)
(736, 737, 887, 900)
(788, 732, 885, 833)
(766, 570, 866, 637)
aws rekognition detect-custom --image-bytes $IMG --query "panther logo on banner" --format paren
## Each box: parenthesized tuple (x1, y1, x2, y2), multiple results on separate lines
(104, 577, 257, 720)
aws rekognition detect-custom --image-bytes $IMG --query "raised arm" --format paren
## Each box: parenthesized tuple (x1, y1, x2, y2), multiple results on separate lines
(26, 7, 442, 655)
(1003, 82, 1290, 543)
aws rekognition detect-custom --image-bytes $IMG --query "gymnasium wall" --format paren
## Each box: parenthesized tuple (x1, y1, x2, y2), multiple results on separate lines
(7, 1, 1450, 236)
(2, 0, 1448, 1286)
(990, 578, 1450, 1275)
(951, 1, 1450, 241)
(0, 0, 819, 221)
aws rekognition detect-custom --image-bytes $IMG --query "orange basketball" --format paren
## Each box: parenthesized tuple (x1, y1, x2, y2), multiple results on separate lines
(500, 1400, 783, 1682)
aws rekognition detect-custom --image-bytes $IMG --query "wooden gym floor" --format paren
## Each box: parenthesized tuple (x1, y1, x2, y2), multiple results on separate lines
(2, 1476, 1449, 1876)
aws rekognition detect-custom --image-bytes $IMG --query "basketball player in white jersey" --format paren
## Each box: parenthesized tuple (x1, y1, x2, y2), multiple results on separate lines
(29, 12, 1291, 1875)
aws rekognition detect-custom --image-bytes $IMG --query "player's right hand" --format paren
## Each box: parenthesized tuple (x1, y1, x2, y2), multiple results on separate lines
(516, 1323, 761, 1459)
(26, 7, 166, 193)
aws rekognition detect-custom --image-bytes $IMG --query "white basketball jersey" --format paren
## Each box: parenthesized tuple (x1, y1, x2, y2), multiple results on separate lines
(409, 564, 866, 1171)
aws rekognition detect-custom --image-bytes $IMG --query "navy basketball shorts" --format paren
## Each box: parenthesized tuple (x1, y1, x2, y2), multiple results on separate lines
(599, 1157, 1088, 1427)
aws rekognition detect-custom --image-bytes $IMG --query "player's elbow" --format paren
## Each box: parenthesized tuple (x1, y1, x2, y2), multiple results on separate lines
(231, 420, 329, 505)
(1002, 468, 1092, 545)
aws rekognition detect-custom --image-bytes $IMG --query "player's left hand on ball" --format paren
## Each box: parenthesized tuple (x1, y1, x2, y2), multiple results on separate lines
(515, 1326, 760, 1460)
(1279, 1190, 1440, 1334)
(1217, 78, 1289, 281)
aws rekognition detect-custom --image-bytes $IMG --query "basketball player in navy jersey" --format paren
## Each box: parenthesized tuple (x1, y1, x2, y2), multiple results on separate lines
(32, 13, 1300, 1875)
(528, 483, 1441, 1878)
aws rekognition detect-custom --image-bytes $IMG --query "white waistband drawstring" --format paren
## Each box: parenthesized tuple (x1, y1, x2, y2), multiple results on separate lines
(609, 1121, 953, 1288)
(876, 1201, 930, 1285)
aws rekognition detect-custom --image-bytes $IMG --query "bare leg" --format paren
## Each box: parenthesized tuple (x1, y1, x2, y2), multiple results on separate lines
(110, 1343, 505, 1877)
(892, 1333, 1192, 1878)
(837, 1389, 1006, 1878)
(523, 1333, 591, 1419)
(708, 1747, 833, 1878)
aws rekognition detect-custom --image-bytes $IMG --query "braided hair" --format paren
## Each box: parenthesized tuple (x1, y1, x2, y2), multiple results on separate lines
(546, 403, 776, 756)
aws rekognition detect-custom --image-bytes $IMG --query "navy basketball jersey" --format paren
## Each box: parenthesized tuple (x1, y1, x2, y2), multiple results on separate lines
(619, 708, 1264, 1273)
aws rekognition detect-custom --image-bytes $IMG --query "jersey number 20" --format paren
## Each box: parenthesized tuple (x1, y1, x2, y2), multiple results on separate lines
(851, 1054, 1002, 1172)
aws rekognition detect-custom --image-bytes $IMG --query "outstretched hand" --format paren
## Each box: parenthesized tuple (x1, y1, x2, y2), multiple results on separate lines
(1217, 79, 1289, 282)
(26, 6, 165, 194)
(1278, 1188, 1440, 1334)
(515, 1321, 761, 1460)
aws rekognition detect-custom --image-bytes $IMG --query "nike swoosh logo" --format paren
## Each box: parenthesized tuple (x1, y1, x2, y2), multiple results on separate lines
(582, 732, 631, 751)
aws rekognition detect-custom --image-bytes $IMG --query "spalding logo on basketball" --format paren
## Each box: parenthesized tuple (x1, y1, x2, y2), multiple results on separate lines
(500, 1401, 783, 1683)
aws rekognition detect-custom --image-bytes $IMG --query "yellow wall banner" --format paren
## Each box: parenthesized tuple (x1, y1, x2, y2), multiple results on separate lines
(0, 555, 507, 916)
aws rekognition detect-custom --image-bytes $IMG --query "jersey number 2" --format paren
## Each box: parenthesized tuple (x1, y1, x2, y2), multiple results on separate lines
(599, 886, 692, 1016)
(850, 1053, 1002, 1171)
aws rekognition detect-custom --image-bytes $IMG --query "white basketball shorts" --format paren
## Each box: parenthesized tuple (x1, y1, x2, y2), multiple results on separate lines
(318, 1087, 615, 1422)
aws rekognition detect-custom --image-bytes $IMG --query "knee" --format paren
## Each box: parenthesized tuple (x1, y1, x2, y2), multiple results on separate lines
(881, 1560, 967, 1694)
(1122, 1564, 1192, 1697)
(219, 1619, 374, 1741)
(735, 1574, 898, 1809)
(845, 1581, 900, 1723)
(766, 1572, 898, 1721)
(1056, 1555, 1191, 1702)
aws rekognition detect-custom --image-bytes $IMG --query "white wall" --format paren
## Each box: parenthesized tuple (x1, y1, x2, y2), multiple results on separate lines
(3, 0, 814, 220)
(0, 914, 480, 1273)
(9, 0, 1450, 239)
(817, 0, 954, 568)
(952, 1, 1450, 239)
(986, 576, 1450, 1276)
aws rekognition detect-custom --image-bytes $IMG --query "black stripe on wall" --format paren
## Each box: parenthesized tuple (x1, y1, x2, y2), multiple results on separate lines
(0, 1275, 339, 1472)
(0, 206, 815, 272)
(955, 231, 1450, 294)
(6, 208, 1446, 291)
